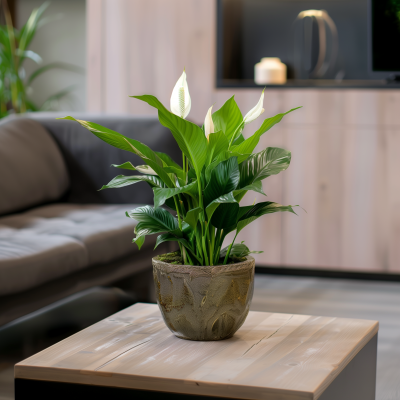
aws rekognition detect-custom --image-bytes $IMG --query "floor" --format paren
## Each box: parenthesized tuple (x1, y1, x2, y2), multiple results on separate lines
(251, 274, 400, 400)
(1, 274, 399, 400)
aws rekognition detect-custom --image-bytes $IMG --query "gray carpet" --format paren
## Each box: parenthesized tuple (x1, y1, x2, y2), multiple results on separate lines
(251, 274, 400, 400)
(0, 274, 399, 400)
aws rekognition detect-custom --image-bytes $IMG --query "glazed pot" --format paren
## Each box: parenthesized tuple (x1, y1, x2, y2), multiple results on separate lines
(152, 256, 255, 341)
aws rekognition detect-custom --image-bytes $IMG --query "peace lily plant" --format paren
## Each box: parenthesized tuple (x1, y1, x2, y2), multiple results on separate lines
(59, 70, 300, 266)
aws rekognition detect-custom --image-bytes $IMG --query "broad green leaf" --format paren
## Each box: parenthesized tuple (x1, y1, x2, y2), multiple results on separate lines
(183, 207, 202, 230)
(127, 206, 179, 236)
(57, 116, 174, 187)
(212, 96, 243, 141)
(132, 95, 207, 176)
(100, 174, 166, 190)
(154, 233, 193, 252)
(232, 107, 301, 155)
(112, 162, 136, 171)
(239, 147, 291, 188)
(205, 192, 237, 221)
(205, 160, 219, 184)
(236, 201, 297, 234)
(211, 202, 240, 229)
(153, 181, 198, 209)
(203, 157, 240, 206)
(233, 133, 245, 146)
(163, 166, 185, 181)
(132, 235, 145, 250)
(206, 130, 229, 164)
(155, 151, 182, 170)
(233, 180, 266, 202)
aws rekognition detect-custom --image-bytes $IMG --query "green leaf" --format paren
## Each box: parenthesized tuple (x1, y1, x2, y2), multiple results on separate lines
(221, 150, 251, 164)
(203, 157, 240, 206)
(155, 151, 182, 170)
(206, 130, 229, 164)
(111, 162, 136, 171)
(100, 174, 165, 190)
(205, 192, 237, 221)
(57, 116, 174, 187)
(132, 235, 145, 250)
(183, 207, 202, 230)
(232, 107, 301, 155)
(153, 181, 198, 209)
(220, 242, 263, 258)
(18, 1, 50, 52)
(211, 202, 240, 229)
(212, 96, 243, 141)
(132, 95, 207, 177)
(163, 166, 185, 181)
(127, 206, 179, 237)
(154, 233, 192, 251)
(233, 134, 245, 146)
(205, 160, 219, 184)
(236, 201, 297, 234)
(233, 180, 266, 202)
(239, 147, 291, 188)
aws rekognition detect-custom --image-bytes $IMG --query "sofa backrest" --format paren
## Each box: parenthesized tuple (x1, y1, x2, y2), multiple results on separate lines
(25, 113, 182, 205)
(0, 118, 70, 216)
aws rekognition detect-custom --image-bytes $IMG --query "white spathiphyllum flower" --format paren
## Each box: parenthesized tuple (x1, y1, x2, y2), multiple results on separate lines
(204, 106, 214, 141)
(170, 70, 191, 119)
(243, 89, 265, 125)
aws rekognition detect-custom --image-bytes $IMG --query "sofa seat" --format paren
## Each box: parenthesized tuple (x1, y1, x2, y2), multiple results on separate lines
(0, 204, 141, 296)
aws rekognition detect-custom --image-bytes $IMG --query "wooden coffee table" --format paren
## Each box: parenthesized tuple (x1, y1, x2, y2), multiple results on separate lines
(15, 303, 378, 400)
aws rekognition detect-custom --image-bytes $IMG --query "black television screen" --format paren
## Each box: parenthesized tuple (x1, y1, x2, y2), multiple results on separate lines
(371, 0, 400, 72)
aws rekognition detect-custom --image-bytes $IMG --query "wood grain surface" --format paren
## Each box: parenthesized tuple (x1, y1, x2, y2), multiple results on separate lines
(15, 303, 379, 400)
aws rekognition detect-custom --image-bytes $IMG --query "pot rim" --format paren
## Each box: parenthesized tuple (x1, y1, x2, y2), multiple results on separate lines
(152, 255, 255, 271)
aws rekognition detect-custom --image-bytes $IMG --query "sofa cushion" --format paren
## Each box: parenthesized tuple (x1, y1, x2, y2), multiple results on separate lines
(0, 118, 70, 216)
(0, 226, 88, 296)
(0, 204, 144, 296)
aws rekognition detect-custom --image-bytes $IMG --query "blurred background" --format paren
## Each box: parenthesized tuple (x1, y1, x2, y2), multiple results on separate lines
(0, 0, 399, 273)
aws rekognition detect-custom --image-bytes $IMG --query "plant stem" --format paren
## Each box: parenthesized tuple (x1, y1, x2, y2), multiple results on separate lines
(214, 228, 221, 264)
(228, 121, 245, 150)
(182, 154, 186, 182)
(223, 232, 238, 265)
(173, 196, 188, 264)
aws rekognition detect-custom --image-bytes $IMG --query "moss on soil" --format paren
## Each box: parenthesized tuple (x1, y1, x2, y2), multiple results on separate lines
(157, 251, 246, 266)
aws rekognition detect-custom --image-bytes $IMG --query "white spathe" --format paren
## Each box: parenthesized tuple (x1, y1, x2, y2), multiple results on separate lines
(204, 106, 214, 140)
(170, 70, 191, 119)
(243, 89, 265, 125)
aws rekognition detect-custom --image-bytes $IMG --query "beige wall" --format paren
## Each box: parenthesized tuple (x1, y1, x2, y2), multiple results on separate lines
(86, 0, 400, 272)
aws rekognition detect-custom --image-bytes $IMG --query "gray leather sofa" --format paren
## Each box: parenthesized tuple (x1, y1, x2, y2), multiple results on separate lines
(0, 113, 180, 327)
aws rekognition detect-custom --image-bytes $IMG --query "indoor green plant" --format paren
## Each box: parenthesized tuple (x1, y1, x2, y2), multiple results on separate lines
(59, 70, 300, 340)
(0, 1, 83, 117)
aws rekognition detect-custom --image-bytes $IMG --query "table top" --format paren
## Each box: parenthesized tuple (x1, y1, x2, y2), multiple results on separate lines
(15, 303, 379, 400)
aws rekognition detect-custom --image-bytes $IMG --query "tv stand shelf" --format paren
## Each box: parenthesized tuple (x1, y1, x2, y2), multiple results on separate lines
(216, 79, 400, 89)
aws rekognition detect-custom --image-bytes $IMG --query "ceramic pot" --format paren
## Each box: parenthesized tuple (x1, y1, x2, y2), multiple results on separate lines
(152, 256, 255, 341)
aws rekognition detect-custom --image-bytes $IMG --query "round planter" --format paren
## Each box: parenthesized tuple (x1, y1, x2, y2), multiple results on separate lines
(152, 256, 255, 341)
